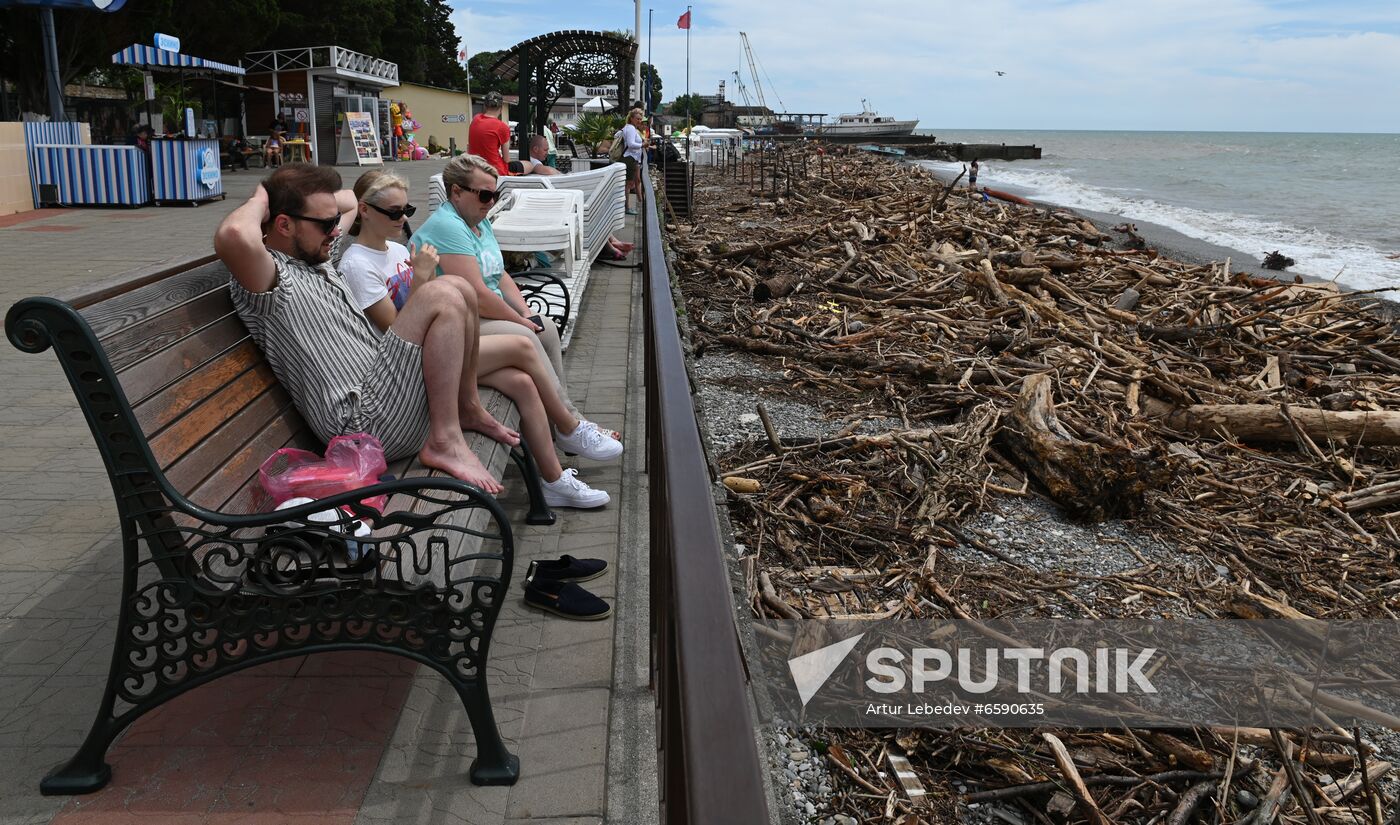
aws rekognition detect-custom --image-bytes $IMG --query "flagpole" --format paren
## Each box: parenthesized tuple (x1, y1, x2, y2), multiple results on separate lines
(647, 9, 653, 114)
(685, 5, 692, 158)
(634, 0, 642, 107)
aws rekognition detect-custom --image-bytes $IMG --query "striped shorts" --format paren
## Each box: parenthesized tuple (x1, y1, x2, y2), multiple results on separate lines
(346, 330, 431, 460)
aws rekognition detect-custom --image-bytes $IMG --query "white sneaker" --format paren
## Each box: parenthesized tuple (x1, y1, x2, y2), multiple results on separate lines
(541, 468, 611, 509)
(555, 420, 623, 461)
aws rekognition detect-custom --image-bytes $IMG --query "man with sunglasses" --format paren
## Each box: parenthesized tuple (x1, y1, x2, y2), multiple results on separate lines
(214, 163, 519, 494)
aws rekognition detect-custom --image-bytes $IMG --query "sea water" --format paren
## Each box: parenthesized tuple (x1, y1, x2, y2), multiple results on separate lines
(913, 129, 1400, 293)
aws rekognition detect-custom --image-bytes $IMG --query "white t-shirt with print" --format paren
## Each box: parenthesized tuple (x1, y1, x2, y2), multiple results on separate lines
(339, 241, 415, 312)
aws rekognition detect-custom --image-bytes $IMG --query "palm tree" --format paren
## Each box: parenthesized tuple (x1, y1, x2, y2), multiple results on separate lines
(568, 112, 625, 157)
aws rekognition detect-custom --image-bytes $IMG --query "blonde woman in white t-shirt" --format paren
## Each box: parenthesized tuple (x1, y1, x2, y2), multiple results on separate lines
(337, 170, 616, 508)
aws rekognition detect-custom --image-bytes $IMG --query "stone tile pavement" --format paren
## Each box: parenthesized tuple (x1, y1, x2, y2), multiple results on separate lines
(0, 161, 656, 823)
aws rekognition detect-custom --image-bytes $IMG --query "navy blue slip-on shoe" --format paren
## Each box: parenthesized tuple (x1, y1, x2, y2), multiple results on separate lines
(522, 578, 612, 621)
(527, 554, 607, 584)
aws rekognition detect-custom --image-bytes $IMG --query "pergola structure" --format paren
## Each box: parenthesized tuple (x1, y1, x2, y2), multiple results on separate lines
(488, 30, 637, 157)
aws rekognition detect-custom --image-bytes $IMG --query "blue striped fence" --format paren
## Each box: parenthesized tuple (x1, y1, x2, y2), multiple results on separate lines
(24, 122, 87, 208)
(29, 144, 151, 207)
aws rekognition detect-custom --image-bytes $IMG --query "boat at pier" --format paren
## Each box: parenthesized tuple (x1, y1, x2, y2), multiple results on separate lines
(818, 101, 919, 137)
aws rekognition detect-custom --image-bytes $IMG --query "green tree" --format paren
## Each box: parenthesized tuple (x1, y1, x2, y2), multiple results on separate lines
(466, 50, 513, 97)
(0, 0, 466, 115)
(0, 6, 144, 114)
(667, 93, 707, 124)
(387, 0, 468, 88)
(266, 0, 466, 88)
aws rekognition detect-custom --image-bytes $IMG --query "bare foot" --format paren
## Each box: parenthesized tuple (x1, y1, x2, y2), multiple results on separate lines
(462, 405, 520, 447)
(419, 437, 503, 495)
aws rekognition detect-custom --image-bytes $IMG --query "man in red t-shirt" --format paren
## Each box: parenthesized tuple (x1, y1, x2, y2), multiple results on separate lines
(469, 91, 511, 176)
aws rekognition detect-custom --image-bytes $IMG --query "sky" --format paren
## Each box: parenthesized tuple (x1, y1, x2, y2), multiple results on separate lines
(447, 0, 1400, 133)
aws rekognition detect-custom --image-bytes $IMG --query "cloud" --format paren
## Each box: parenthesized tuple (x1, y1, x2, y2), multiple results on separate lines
(653, 0, 1398, 131)
(450, 1, 1399, 132)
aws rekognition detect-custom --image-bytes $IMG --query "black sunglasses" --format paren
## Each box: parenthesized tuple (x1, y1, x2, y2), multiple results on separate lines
(456, 184, 501, 204)
(286, 213, 340, 235)
(367, 201, 418, 221)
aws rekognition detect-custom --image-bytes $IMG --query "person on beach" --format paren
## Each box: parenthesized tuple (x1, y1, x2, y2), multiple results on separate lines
(523, 135, 559, 176)
(469, 91, 512, 177)
(331, 168, 412, 269)
(214, 163, 518, 494)
(619, 107, 646, 215)
(411, 154, 625, 452)
(968, 158, 979, 190)
(336, 169, 614, 507)
(265, 128, 285, 168)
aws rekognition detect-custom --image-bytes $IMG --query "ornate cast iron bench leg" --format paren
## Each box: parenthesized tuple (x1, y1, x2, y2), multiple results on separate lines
(512, 269, 572, 334)
(511, 441, 556, 526)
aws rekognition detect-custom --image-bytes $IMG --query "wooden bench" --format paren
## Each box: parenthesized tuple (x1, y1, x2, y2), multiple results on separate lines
(4, 255, 558, 795)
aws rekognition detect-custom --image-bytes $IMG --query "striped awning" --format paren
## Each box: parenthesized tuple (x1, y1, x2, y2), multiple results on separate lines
(111, 44, 245, 76)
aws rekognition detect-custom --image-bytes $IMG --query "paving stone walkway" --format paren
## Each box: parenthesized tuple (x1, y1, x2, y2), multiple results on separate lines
(0, 160, 655, 824)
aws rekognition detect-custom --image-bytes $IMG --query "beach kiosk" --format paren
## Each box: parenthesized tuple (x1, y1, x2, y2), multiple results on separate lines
(243, 47, 399, 166)
(25, 38, 242, 207)
(109, 39, 245, 204)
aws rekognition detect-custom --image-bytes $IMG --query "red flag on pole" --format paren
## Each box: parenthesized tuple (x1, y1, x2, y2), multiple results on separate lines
(677, 10, 691, 29)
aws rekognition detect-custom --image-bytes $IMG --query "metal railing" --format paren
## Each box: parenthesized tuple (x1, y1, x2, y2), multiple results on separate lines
(642, 169, 771, 821)
(243, 46, 399, 84)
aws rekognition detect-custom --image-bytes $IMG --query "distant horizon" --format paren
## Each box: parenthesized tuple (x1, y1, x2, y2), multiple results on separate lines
(449, 0, 1400, 134)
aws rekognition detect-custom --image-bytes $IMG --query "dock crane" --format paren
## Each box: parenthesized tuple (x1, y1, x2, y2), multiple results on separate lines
(730, 70, 754, 109)
(739, 32, 768, 115)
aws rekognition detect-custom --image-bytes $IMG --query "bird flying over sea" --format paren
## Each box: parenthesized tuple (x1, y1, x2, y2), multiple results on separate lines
(995, 71, 1006, 76)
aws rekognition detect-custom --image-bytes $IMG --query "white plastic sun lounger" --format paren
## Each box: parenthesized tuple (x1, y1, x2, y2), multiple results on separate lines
(491, 189, 585, 277)
(424, 164, 628, 347)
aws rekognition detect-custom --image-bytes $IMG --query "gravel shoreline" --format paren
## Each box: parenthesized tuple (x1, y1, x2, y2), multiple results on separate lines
(677, 158, 1400, 823)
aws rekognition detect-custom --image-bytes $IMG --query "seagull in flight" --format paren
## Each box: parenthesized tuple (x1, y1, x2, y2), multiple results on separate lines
(995, 71, 1006, 76)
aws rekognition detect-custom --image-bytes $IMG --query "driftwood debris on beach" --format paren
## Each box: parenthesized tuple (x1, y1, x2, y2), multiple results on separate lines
(667, 145, 1400, 823)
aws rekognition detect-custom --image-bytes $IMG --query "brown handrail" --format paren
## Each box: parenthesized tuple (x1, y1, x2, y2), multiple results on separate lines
(642, 167, 771, 822)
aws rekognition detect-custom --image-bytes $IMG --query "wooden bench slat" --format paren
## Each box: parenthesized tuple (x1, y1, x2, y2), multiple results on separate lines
(163, 385, 297, 498)
(64, 254, 221, 313)
(133, 339, 263, 436)
(148, 360, 279, 469)
(100, 286, 234, 373)
(189, 420, 321, 514)
(118, 314, 250, 407)
(78, 259, 229, 335)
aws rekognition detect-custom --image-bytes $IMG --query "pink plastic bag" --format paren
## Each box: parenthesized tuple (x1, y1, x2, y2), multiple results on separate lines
(258, 433, 389, 514)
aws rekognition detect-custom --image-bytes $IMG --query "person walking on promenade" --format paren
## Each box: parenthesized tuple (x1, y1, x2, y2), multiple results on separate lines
(213, 163, 518, 493)
(469, 91, 512, 177)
